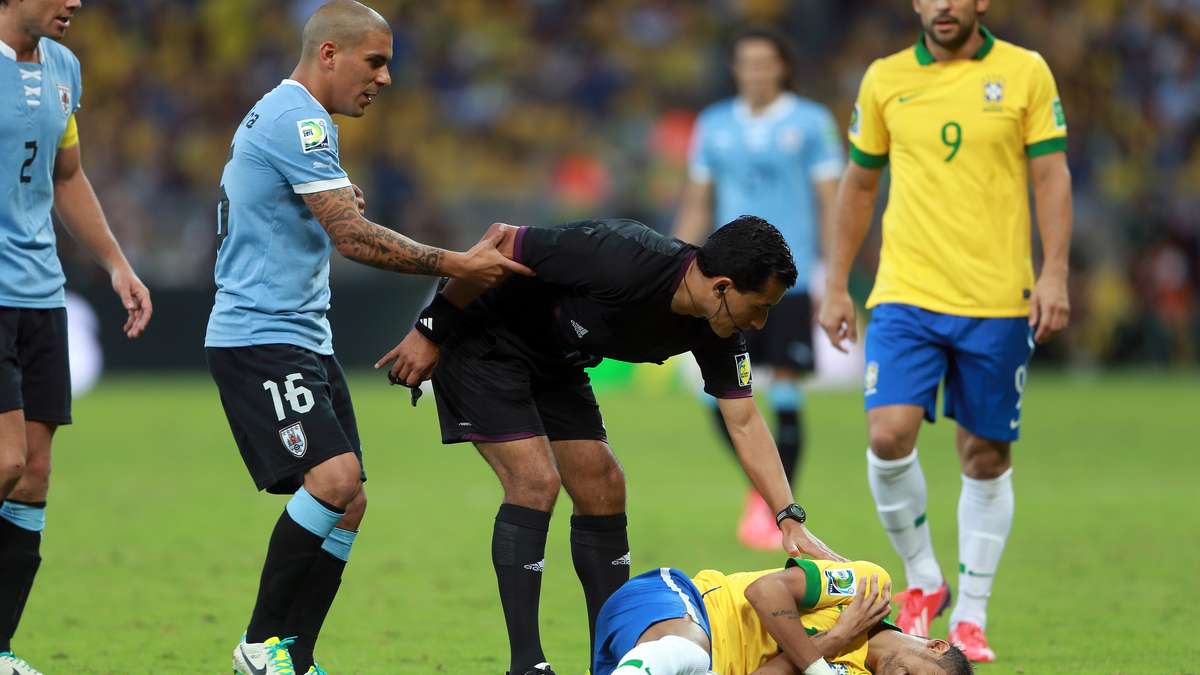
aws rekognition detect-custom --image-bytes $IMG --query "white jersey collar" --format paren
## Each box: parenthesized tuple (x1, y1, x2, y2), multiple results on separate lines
(280, 78, 324, 109)
(733, 92, 797, 125)
(0, 38, 43, 63)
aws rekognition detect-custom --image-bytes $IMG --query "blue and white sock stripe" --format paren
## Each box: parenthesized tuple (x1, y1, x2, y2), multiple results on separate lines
(0, 501, 45, 533)
(769, 380, 803, 409)
(285, 487, 343, 538)
(659, 567, 699, 625)
(321, 527, 357, 562)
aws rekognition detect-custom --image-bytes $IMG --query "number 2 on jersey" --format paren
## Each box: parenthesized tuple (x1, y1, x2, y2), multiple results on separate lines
(941, 121, 962, 162)
(263, 374, 315, 422)
(19, 141, 37, 183)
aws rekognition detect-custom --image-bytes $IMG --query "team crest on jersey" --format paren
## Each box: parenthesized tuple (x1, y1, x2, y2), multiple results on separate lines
(983, 76, 1006, 111)
(735, 352, 753, 387)
(849, 104, 861, 135)
(825, 568, 857, 596)
(864, 361, 879, 396)
(297, 118, 330, 153)
(830, 664, 849, 675)
(57, 84, 71, 115)
(279, 422, 307, 458)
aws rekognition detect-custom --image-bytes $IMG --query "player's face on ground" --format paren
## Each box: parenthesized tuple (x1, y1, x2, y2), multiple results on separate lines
(732, 38, 786, 102)
(332, 28, 392, 117)
(712, 275, 787, 338)
(13, 0, 80, 40)
(876, 638, 953, 675)
(913, 0, 987, 51)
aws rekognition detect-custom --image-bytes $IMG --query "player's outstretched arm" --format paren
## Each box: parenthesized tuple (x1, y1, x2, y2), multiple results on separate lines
(52, 142, 152, 338)
(303, 188, 532, 285)
(717, 397, 847, 561)
(1028, 151, 1073, 343)
(744, 568, 838, 675)
(818, 163, 880, 353)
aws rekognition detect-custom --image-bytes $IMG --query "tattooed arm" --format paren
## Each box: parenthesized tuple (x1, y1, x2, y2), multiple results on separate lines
(302, 187, 531, 285)
(745, 569, 833, 674)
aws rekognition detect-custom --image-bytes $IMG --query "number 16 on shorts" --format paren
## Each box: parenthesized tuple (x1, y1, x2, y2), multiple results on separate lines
(264, 374, 313, 458)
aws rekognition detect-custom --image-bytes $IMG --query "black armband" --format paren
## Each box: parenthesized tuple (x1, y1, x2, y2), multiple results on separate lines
(414, 292, 464, 345)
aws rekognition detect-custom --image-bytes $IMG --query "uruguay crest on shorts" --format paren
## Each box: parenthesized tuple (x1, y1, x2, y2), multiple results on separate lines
(279, 422, 307, 458)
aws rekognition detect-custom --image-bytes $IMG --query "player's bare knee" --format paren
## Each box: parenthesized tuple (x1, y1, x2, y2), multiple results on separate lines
(868, 428, 916, 460)
(506, 469, 561, 510)
(0, 452, 25, 486)
(960, 437, 1010, 479)
(305, 454, 364, 508)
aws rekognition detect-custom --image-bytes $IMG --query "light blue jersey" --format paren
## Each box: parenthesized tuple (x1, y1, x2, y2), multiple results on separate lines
(688, 93, 843, 293)
(0, 38, 82, 308)
(205, 80, 352, 355)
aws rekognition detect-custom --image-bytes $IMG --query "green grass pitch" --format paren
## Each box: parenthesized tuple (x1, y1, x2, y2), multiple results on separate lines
(14, 369, 1198, 674)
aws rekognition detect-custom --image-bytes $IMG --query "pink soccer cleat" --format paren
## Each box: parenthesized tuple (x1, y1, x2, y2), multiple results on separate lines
(893, 582, 951, 636)
(949, 621, 996, 662)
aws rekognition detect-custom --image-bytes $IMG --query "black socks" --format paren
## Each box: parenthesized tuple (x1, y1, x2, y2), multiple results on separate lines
(493, 504, 551, 675)
(570, 513, 630, 656)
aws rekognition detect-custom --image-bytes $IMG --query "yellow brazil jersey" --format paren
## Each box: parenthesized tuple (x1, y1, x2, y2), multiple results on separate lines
(848, 27, 1068, 317)
(692, 559, 895, 675)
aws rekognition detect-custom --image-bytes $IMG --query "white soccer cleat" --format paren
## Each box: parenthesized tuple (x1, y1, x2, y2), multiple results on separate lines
(0, 651, 44, 675)
(232, 636, 299, 675)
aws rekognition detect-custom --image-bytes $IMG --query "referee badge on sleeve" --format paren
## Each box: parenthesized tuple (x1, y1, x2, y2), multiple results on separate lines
(735, 352, 753, 388)
(279, 422, 307, 458)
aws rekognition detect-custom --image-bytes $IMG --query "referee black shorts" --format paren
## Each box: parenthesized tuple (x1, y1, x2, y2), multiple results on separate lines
(207, 344, 365, 495)
(0, 307, 72, 425)
(745, 292, 816, 374)
(431, 329, 607, 445)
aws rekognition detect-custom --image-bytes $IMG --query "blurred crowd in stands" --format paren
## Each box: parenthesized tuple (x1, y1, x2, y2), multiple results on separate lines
(55, 0, 1198, 365)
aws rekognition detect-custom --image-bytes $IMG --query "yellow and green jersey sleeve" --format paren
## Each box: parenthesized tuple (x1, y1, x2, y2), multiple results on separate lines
(58, 114, 79, 150)
(847, 28, 1068, 316)
(693, 561, 892, 675)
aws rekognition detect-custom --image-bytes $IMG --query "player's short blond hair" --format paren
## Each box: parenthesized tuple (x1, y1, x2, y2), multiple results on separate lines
(300, 0, 390, 60)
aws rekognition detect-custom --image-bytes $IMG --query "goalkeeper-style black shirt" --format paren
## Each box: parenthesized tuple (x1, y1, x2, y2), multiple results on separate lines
(466, 218, 752, 399)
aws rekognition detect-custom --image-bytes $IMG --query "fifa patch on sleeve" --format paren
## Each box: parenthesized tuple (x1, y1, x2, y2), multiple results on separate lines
(735, 352, 752, 387)
(849, 104, 861, 135)
(1052, 98, 1066, 130)
(297, 118, 331, 153)
(825, 568, 856, 596)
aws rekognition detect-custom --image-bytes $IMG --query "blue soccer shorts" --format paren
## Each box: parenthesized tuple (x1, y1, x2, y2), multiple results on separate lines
(863, 303, 1035, 442)
(593, 567, 712, 675)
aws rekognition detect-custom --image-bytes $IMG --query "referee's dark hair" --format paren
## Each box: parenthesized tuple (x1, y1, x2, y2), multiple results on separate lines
(697, 215, 797, 293)
(731, 25, 799, 91)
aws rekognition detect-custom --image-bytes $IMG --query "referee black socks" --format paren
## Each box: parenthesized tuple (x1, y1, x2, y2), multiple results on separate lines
(493, 504, 550, 675)
(570, 513, 630, 656)
(247, 488, 343, 644)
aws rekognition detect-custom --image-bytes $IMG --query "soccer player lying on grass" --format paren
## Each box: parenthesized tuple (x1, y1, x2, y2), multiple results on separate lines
(594, 559, 973, 675)
(377, 216, 843, 675)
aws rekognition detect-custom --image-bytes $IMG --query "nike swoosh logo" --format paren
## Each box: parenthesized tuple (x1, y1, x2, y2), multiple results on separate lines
(898, 93, 920, 103)
(239, 646, 267, 675)
(1009, 419, 1020, 430)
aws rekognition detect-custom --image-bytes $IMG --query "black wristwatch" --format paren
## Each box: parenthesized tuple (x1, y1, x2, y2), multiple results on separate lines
(775, 503, 807, 529)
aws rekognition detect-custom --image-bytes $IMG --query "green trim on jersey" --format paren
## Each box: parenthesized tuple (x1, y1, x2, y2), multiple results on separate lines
(1026, 136, 1068, 158)
(786, 558, 823, 608)
(850, 143, 889, 169)
(915, 25, 996, 66)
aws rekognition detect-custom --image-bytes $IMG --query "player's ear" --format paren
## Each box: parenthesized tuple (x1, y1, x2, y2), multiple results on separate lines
(925, 639, 951, 655)
(320, 41, 338, 69)
(713, 277, 734, 297)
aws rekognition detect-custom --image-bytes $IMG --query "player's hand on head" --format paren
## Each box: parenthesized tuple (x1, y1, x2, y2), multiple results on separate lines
(1029, 274, 1070, 343)
(455, 223, 534, 286)
(782, 521, 848, 562)
(374, 328, 440, 387)
(110, 264, 152, 339)
(818, 288, 857, 353)
(831, 574, 892, 639)
(352, 184, 366, 215)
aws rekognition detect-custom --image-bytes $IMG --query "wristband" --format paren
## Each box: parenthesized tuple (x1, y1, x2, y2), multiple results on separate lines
(414, 291, 464, 345)
(803, 657, 836, 675)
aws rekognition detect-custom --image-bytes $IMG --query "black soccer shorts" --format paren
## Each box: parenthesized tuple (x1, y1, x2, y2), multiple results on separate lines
(431, 329, 607, 445)
(745, 292, 816, 374)
(0, 307, 72, 425)
(207, 344, 365, 495)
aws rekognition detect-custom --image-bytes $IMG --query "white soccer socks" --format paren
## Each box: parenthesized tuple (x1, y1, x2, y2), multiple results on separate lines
(612, 635, 710, 674)
(866, 448, 943, 592)
(950, 468, 1014, 629)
